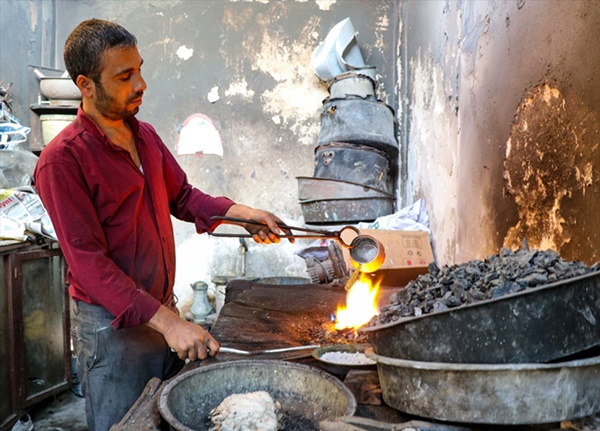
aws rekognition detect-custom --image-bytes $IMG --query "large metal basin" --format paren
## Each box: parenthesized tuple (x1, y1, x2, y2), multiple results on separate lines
(297, 176, 393, 201)
(366, 348, 600, 424)
(317, 96, 398, 157)
(361, 270, 600, 364)
(313, 143, 393, 193)
(299, 196, 395, 225)
(158, 360, 356, 431)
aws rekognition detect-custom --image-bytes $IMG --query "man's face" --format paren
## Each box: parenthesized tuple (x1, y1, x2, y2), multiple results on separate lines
(93, 46, 146, 120)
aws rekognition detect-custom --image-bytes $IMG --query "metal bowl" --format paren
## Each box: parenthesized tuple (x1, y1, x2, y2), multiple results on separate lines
(158, 359, 356, 431)
(39, 77, 81, 101)
(366, 348, 600, 425)
(312, 344, 376, 378)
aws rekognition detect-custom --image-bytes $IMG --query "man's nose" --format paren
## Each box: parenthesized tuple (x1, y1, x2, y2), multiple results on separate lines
(134, 73, 147, 93)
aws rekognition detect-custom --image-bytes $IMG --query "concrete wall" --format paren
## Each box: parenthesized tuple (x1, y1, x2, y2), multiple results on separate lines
(402, 0, 600, 267)
(0, 0, 399, 302)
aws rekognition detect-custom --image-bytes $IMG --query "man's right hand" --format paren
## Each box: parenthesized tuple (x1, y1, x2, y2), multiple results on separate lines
(147, 304, 220, 361)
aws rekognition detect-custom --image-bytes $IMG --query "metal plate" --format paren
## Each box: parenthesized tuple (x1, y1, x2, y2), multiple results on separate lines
(312, 344, 376, 378)
(367, 348, 600, 424)
(361, 270, 600, 364)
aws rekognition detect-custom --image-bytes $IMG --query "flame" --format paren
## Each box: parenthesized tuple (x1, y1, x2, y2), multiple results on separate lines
(334, 272, 380, 330)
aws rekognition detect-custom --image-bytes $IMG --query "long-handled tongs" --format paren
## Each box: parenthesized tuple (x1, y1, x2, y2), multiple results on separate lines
(208, 215, 360, 246)
(209, 216, 386, 273)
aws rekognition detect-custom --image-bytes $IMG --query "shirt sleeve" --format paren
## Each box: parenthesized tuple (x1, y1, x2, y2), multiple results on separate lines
(34, 146, 161, 329)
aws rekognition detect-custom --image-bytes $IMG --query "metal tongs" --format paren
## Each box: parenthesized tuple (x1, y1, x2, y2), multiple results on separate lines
(209, 215, 360, 246)
(209, 216, 386, 273)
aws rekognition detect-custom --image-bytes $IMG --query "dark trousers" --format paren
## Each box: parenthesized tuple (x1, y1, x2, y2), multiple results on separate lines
(71, 301, 184, 431)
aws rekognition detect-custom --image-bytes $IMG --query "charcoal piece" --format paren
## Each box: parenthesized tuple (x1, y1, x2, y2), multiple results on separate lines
(433, 301, 449, 312)
(518, 273, 549, 287)
(490, 282, 512, 299)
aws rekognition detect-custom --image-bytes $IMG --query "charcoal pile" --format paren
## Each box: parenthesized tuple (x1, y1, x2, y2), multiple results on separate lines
(370, 240, 600, 326)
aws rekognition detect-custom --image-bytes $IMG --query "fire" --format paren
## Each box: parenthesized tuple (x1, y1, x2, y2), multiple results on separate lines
(334, 272, 381, 330)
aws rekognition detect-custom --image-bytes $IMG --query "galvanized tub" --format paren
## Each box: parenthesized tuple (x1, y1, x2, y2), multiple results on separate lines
(366, 348, 600, 424)
(361, 270, 600, 364)
(299, 196, 395, 225)
(158, 360, 357, 431)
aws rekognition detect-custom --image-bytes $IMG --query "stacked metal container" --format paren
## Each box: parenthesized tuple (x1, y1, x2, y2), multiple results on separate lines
(298, 72, 398, 225)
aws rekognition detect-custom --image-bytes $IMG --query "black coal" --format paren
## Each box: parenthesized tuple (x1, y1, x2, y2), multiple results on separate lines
(369, 239, 600, 326)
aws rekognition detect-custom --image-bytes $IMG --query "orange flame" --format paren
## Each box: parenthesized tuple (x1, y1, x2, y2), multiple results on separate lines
(335, 272, 381, 330)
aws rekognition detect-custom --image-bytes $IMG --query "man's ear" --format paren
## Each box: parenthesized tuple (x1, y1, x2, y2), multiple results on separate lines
(76, 75, 95, 98)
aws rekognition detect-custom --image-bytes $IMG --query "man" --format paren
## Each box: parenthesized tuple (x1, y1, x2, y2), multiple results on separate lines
(34, 18, 292, 431)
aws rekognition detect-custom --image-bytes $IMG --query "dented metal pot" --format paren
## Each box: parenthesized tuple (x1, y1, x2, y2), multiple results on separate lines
(313, 143, 393, 193)
(158, 360, 357, 431)
(317, 96, 398, 157)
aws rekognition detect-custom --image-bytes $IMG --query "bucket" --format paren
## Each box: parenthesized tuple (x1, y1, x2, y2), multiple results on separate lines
(40, 115, 76, 146)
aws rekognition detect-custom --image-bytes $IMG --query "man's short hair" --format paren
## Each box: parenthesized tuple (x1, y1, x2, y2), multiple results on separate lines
(64, 19, 137, 84)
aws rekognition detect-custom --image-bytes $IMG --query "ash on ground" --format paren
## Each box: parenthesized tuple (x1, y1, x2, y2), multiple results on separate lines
(369, 239, 600, 327)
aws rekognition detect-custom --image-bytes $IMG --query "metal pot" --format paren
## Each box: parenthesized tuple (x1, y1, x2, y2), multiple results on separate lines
(366, 348, 600, 424)
(158, 360, 357, 431)
(33, 69, 81, 102)
(314, 142, 393, 193)
(317, 96, 398, 157)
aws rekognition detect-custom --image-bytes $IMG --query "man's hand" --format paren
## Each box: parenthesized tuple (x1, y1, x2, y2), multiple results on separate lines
(225, 204, 295, 244)
(148, 305, 220, 361)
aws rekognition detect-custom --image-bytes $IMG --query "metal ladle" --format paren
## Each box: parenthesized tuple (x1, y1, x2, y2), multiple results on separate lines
(209, 216, 386, 273)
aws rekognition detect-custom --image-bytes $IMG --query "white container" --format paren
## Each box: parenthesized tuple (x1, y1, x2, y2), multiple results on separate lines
(40, 114, 76, 146)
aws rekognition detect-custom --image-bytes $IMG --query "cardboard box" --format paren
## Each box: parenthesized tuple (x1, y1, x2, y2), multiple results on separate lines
(341, 229, 434, 288)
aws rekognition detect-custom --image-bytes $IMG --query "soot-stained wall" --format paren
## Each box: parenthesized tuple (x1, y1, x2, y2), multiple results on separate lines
(403, 0, 600, 266)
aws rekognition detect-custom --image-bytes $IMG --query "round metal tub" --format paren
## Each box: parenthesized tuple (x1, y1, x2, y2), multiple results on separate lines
(313, 143, 393, 193)
(361, 270, 600, 364)
(317, 96, 398, 157)
(297, 177, 394, 201)
(299, 196, 395, 225)
(366, 348, 600, 425)
(158, 360, 356, 431)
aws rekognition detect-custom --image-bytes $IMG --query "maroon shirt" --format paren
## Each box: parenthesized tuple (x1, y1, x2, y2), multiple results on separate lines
(34, 107, 234, 329)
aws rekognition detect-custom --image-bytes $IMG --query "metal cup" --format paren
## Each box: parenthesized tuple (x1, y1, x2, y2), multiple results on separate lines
(349, 235, 386, 273)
